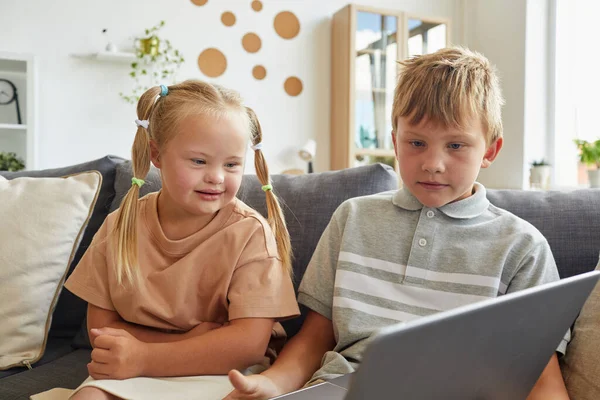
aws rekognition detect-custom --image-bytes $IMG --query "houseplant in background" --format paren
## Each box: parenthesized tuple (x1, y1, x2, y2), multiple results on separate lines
(0, 151, 25, 171)
(119, 21, 185, 104)
(529, 159, 552, 190)
(574, 139, 600, 188)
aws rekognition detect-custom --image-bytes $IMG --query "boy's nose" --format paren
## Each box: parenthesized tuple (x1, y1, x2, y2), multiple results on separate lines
(422, 152, 445, 174)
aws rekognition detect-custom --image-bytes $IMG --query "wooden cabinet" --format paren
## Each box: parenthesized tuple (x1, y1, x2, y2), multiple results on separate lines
(330, 4, 450, 170)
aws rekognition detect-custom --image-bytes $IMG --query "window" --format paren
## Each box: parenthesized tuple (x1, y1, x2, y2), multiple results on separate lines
(553, 0, 600, 187)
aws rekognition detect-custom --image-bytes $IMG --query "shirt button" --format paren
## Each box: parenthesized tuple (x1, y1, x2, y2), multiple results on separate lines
(427, 210, 435, 218)
(419, 238, 427, 247)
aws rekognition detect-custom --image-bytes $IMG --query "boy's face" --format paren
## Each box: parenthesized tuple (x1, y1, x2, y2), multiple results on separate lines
(393, 116, 502, 208)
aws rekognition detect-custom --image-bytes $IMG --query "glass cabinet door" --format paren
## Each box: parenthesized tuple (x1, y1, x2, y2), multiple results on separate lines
(354, 11, 398, 168)
(406, 17, 448, 57)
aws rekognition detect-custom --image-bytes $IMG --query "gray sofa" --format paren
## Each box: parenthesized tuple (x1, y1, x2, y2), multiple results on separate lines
(1, 155, 599, 399)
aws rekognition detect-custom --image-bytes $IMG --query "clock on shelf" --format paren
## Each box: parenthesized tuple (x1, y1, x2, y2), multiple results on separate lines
(0, 78, 23, 125)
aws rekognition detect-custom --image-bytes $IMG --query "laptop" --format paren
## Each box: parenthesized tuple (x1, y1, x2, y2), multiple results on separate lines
(274, 271, 600, 400)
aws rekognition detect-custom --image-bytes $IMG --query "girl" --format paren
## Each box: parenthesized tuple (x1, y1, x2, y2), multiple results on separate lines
(63, 81, 299, 399)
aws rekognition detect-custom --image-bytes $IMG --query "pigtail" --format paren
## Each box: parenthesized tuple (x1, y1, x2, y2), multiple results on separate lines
(247, 107, 293, 278)
(113, 86, 162, 286)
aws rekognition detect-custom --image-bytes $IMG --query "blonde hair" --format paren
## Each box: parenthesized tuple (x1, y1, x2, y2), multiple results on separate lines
(113, 80, 292, 286)
(392, 47, 505, 144)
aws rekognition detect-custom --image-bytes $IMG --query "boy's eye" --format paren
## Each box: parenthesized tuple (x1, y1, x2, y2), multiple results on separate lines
(409, 140, 425, 148)
(191, 159, 206, 165)
(448, 143, 463, 150)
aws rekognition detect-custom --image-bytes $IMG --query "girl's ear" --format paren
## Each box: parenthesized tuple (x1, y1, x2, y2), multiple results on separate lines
(149, 140, 161, 168)
(481, 137, 503, 168)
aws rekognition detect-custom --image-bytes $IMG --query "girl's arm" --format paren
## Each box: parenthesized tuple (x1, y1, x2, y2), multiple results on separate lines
(140, 317, 275, 376)
(87, 304, 219, 345)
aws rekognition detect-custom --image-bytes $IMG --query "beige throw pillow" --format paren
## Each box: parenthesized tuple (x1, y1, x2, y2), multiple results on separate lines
(0, 171, 101, 370)
(561, 260, 600, 399)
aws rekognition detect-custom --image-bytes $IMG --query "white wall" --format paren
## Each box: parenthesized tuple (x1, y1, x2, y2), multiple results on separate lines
(463, 0, 527, 189)
(0, 0, 461, 173)
(464, 0, 553, 189)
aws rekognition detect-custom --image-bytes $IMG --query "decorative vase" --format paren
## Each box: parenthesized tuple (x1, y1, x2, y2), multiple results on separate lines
(529, 165, 551, 190)
(138, 36, 160, 56)
(588, 169, 600, 188)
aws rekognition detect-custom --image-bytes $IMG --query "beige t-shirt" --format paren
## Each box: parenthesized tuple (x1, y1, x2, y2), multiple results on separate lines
(65, 192, 299, 345)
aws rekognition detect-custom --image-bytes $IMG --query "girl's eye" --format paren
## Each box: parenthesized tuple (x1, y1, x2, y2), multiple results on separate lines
(410, 140, 425, 148)
(448, 143, 463, 150)
(225, 163, 239, 168)
(192, 159, 206, 165)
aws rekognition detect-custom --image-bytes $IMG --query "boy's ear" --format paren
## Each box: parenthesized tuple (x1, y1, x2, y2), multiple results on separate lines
(150, 140, 161, 168)
(391, 130, 399, 159)
(481, 137, 503, 168)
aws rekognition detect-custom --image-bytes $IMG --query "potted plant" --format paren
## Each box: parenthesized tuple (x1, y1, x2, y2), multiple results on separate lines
(574, 139, 600, 188)
(529, 159, 552, 190)
(0, 152, 25, 171)
(119, 21, 185, 104)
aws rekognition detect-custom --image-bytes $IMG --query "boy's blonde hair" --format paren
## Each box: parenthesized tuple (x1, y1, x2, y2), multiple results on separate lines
(392, 47, 504, 144)
(114, 80, 292, 286)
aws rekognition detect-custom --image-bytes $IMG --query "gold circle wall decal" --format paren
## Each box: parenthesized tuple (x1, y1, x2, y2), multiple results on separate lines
(252, 65, 266, 80)
(284, 77, 303, 96)
(221, 12, 236, 26)
(197, 48, 227, 78)
(190, 0, 208, 6)
(242, 33, 262, 53)
(274, 11, 300, 39)
(251, 0, 263, 11)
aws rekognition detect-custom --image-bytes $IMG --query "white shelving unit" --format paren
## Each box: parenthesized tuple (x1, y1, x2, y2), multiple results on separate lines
(70, 51, 136, 63)
(0, 52, 36, 170)
(0, 123, 27, 130)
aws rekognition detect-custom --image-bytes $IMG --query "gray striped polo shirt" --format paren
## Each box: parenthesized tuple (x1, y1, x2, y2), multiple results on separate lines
(298, 183, 567, 382)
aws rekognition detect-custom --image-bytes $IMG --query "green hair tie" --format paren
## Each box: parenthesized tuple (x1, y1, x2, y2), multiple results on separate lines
(131, 177, 145, 188)
(261, 184, 273, 192)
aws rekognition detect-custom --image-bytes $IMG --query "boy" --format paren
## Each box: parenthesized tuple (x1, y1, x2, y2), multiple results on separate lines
(225, 47, 570, 400)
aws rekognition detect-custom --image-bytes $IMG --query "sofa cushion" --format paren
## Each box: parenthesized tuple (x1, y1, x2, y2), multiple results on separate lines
(560, 260, 600, 399)
(0, 172, 101, 370)
(0, 349, 91, 399)
(1, 155, 125, 340)
(487, 189, 600, 278)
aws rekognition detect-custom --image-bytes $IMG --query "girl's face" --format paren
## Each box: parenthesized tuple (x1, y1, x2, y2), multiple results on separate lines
(151, 112, 248, 221)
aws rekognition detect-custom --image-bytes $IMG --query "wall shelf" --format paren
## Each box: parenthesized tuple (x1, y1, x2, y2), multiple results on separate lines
(70, 51, 136, 63)
(0, 123, 27, 130)
(355, 148, 395, 157)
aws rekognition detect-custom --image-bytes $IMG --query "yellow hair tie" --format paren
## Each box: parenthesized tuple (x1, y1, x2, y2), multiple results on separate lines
(131, 177, 145, 188)
(261, 184, 273, 192)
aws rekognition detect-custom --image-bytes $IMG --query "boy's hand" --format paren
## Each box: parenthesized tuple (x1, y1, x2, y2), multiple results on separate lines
(87, 327, 148, 380)
(223, 369, 282, 400)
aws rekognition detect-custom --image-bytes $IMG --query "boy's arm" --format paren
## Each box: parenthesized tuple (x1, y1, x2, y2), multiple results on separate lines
(87, 303, 220, 344)
(224, 310, 337, 399)
(526, 354, 570, 400)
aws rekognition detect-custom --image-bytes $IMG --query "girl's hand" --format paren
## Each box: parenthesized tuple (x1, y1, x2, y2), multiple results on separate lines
(223, 370, 283, 400)
(88, 327, 148, 380)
